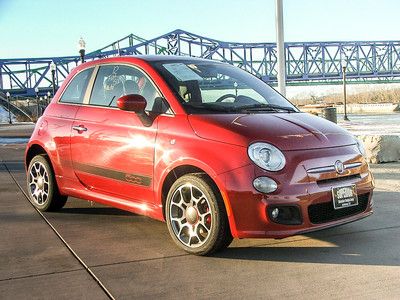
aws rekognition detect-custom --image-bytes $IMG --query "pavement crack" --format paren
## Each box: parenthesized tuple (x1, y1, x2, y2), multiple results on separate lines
(0, 268, 83, 282)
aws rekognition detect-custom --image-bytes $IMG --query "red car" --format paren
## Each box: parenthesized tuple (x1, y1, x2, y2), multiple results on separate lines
(25, 56, 374, 255)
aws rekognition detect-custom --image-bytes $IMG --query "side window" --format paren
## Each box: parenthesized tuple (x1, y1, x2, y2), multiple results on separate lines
(60, 68, 93, 104)
(138, 77, 163, 112)
(89, 65, 128, 107)
(89, 64, 170, 113)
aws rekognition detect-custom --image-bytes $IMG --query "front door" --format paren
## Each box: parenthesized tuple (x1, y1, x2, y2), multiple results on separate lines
(70, 64, 162, 204)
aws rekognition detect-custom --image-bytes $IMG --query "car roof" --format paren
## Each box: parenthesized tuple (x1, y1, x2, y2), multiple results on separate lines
(125, 55, 222, 64)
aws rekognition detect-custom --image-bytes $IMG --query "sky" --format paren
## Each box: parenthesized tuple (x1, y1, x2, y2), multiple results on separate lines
(0, 0, 399, 59)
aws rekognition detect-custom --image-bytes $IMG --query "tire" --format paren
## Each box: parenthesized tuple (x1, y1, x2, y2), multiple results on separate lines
(165, 174, 232, 255)
(27, 155, 67, 211)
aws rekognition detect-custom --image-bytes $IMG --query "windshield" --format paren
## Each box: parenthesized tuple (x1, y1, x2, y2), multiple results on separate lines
(151, 60, 299, 114)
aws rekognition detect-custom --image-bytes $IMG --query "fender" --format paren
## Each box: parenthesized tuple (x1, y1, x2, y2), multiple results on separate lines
(27, 127, 61, 174)
(26, 112, 77, 183)
(155, 157, 239, 237)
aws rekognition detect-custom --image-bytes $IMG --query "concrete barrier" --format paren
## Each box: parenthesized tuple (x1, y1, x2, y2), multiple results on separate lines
(336, 103, 399, 114)
(358, 135, 400, 163)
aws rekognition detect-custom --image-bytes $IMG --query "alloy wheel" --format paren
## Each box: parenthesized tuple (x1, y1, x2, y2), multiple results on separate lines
(28, 161, 50, 206)
(169, 183, 212, 248)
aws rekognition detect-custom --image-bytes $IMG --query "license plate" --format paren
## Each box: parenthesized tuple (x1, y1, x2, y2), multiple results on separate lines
(332, 185, 358, 210)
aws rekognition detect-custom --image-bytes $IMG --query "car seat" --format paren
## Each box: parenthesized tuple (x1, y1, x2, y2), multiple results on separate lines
(124, 80, 139, 95)
(179, 80, 202, 103)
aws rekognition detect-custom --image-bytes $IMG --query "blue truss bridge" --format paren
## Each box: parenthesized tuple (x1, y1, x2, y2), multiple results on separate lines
(2, 29, 400, 97)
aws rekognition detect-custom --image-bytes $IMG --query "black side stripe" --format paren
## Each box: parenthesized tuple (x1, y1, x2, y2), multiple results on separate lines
(73, 162, 151, 187)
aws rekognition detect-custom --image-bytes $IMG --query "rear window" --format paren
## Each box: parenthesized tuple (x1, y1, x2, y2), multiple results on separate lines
(60, 68, 93, 104)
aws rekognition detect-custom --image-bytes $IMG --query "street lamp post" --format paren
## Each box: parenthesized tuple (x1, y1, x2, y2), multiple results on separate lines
(275, 0, 286, 97)
(39, 97, 43, 116)
(78, 37, 86, 64)
(47, 91, 51, 105)
(35, 87, 39, 121)
(341, 58, 350, 121)
(50, 61, 56, 96)
(6, 91, 12, 124)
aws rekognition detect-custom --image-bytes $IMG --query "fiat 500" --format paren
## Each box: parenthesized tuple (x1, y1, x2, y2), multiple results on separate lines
(25, 56, 374, 255)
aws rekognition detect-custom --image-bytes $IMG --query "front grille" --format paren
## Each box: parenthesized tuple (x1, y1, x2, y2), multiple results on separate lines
(317, 174, 361, 186)
(308, 193, 369, 224)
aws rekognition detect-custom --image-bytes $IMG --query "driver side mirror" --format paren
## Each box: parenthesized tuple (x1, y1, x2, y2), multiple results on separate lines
(116, 94, 152, 127)
(117, 94, 147, 113)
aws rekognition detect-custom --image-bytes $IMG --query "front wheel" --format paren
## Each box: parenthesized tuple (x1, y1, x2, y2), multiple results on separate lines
(165, 174, 232, 255)
(27, 155, 67, 211)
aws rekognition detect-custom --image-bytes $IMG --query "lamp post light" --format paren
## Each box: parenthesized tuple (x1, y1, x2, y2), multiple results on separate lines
(50, 61, 56, 96)
(341, 58, 350, 121)
(78, 37, 86, 64)
(35, 87, 39, 121)
(6, 91, 12, 124)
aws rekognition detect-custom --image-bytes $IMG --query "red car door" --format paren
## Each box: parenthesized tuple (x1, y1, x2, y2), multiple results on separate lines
(70, 64, 162, 205)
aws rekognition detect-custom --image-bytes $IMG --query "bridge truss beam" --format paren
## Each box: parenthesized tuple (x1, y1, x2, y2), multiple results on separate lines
(2, 29, 400, 96)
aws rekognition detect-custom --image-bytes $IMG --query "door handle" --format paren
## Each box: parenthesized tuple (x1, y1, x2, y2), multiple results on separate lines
(72, 125, 87, 132)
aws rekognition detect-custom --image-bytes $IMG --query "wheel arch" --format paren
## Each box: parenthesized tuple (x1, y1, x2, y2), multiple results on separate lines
(159, 163, 238, 237)
(25, 143, 49, 171)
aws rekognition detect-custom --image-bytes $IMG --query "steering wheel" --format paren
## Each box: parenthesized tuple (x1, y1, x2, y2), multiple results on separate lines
(215, 94, 237, 103)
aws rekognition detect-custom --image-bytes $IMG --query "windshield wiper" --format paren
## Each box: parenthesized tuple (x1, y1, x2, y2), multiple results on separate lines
(182, 102, 297, 114)
(238, 103, 297, 113)
(182, 102, 238, 113)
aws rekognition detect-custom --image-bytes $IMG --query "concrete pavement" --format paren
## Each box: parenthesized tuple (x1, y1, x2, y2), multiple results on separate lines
(0, 152, 108, 299)
(1, 144, 400, 299)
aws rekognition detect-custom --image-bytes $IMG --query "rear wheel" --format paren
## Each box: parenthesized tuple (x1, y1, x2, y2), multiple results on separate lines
(27, 155, 67, 211)
(166, 174, 232, 255)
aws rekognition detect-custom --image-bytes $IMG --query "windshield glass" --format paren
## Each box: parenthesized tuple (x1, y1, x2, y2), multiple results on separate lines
(151, 60, 299, 114)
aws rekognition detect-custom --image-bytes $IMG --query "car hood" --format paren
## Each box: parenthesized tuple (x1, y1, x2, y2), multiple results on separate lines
(188, 112, 356, 150)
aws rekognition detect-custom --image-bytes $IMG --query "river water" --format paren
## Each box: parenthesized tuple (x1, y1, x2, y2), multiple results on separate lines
(0, 106, 16, 123)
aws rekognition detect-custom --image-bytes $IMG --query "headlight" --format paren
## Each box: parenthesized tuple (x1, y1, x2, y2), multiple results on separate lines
(356, 138, 366, 157)
(248, 142, 286, 171)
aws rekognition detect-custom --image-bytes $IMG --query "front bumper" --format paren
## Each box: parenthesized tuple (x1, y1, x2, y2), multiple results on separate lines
(221, 145, 374, 239)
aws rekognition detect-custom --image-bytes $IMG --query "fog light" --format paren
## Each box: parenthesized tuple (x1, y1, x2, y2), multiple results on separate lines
(267, 206, 302, 225)
(253, 177, 278, 193)
(271, 208, 279, 219)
